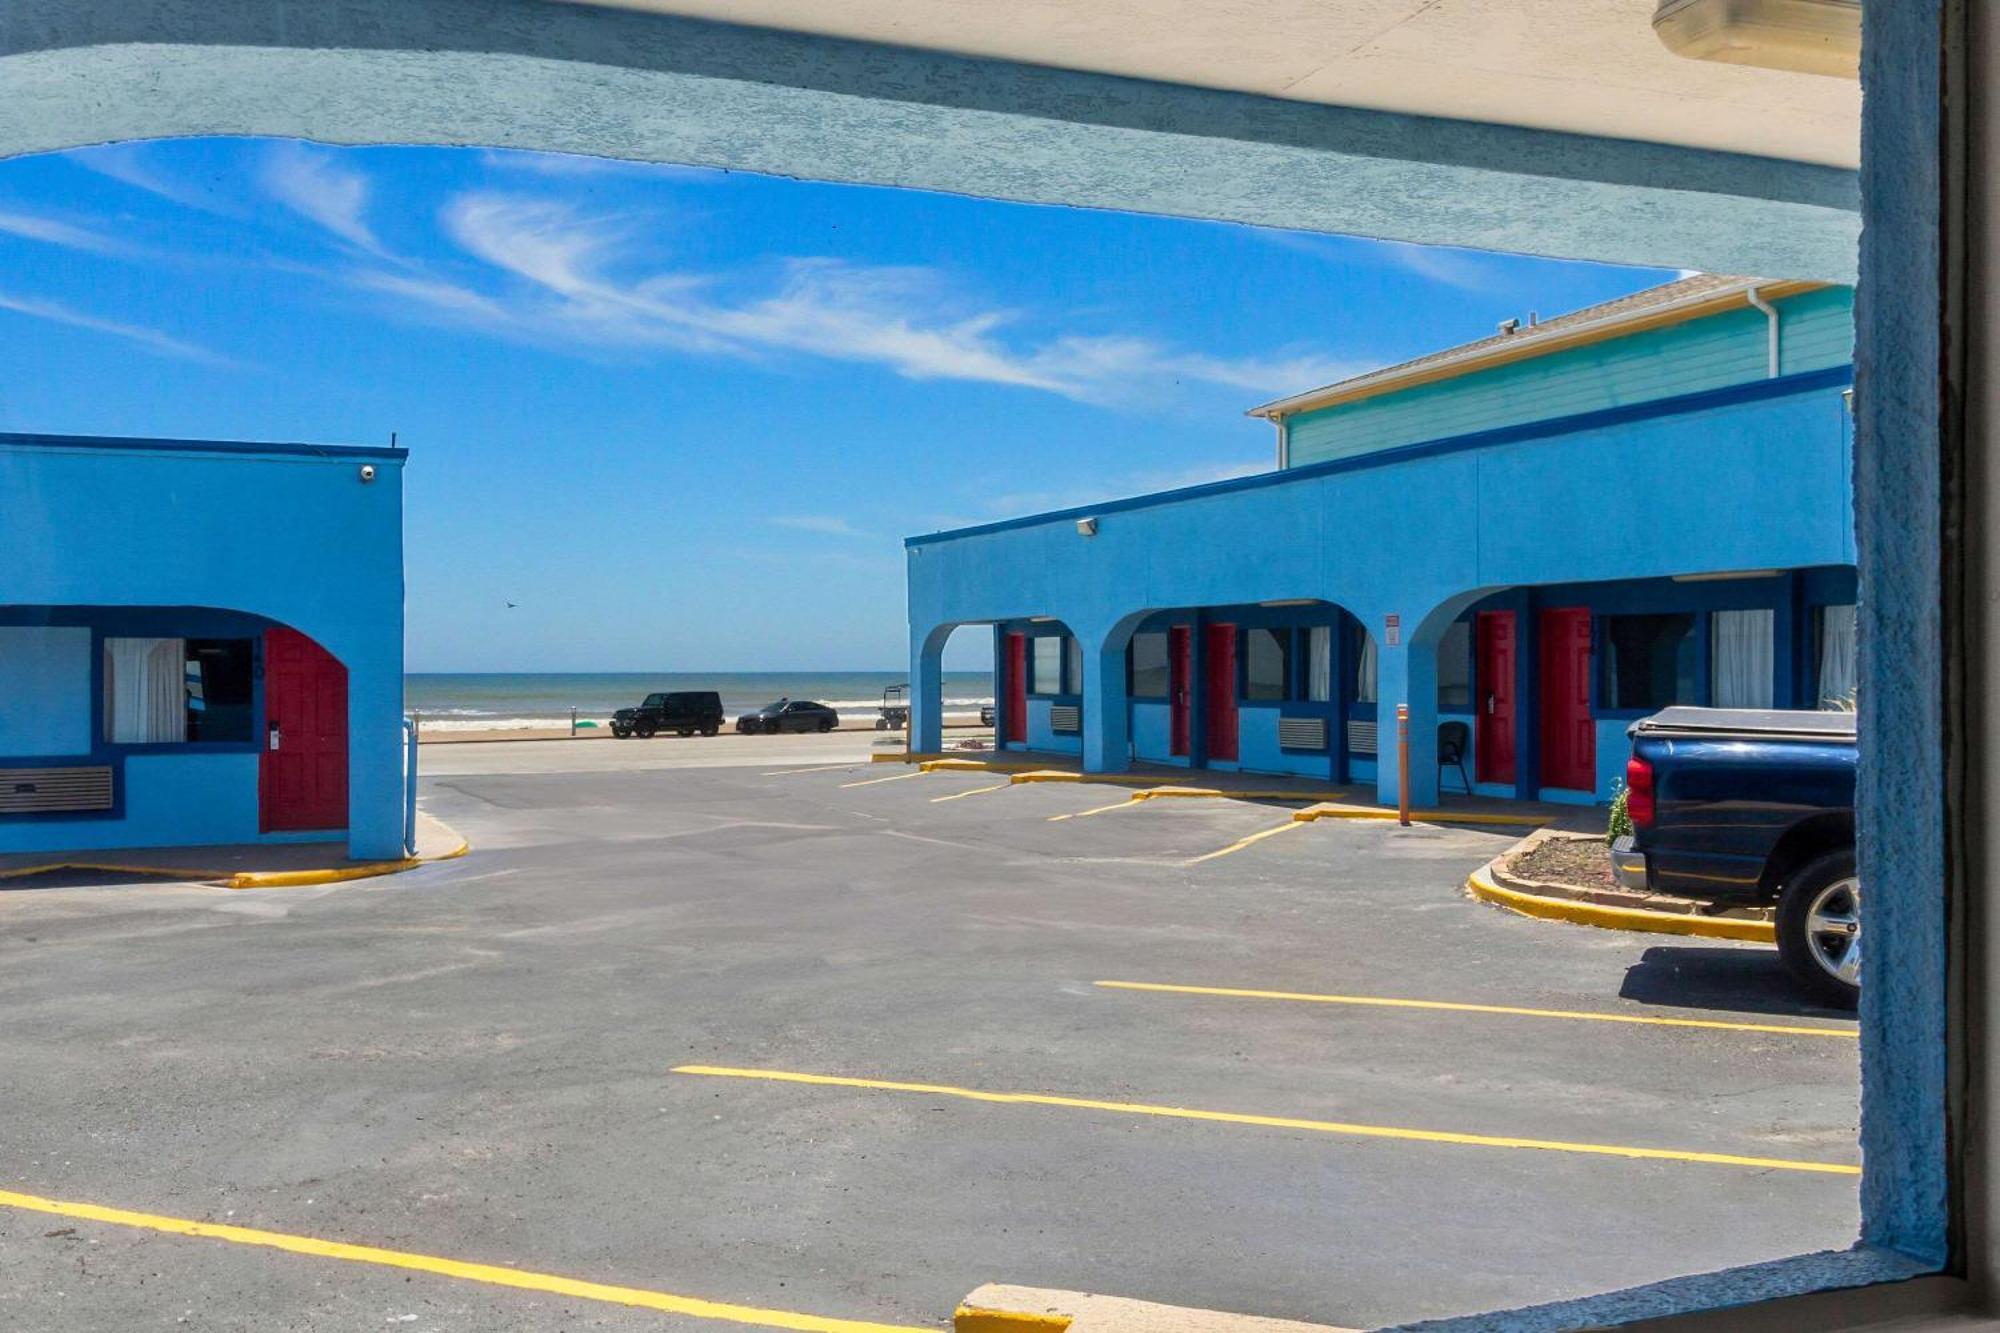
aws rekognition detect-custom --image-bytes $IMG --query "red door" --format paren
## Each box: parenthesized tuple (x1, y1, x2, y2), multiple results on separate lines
(1537, 608, 1595, 792)
(1003, 632, 1028, 744)
(1168, 626, 1192, 757)
(260, 628, 349, 831)
(1476, 611, 1517, 784)
(1204, 622, 1238, 763)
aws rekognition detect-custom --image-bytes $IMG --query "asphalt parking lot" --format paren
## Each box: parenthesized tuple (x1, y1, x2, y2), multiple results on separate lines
(0, 742, 1860, 1331)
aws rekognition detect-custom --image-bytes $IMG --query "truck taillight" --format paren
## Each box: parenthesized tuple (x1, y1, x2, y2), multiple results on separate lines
(1625, 755, 1655, 828)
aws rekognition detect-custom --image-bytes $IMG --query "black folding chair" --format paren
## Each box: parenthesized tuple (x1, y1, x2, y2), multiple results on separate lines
(1438, 720, 1473, 795)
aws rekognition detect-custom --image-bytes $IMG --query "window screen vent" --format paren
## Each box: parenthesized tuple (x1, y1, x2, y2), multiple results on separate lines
(1346, 720, 1378, 756)
(1050, 704, 1082, 734)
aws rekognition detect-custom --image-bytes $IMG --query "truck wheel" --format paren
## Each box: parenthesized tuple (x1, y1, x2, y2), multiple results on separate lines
(818, 718, 833, 733)
(702, 724, 718, 737)
(636, 724, 657, 739)
(611, 725, 629, 738)
(1776, 849, 1860, 1009)
(678, 727, 694, 737)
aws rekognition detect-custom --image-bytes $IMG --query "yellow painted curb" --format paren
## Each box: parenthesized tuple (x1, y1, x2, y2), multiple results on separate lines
(955, 1305, 1073, 1333)
(1466, 863, 1775, 943)
(954, 1285, 1355, 1333)
(226, 838, 470, 890)
(0, 859, 236, 882)
(1292, 803, 1547, 827)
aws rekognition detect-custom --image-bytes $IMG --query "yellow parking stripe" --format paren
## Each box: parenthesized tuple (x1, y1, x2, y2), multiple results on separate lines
(672, 1066, 1859, 1176)
(1183, 819, 1305, 864)
(1047, 797, 1145, 822)
(838, 771, 927, 788)
(0, 1187, 927, 1333)
(931, 782, 1011, 804)
(1093, 981, 1858, 1039)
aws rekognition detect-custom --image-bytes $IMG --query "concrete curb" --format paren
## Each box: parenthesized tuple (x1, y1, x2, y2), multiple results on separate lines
(0, 828, 471, 892)
(1291, 802, 1546, 828)
(224, 837, 470, 890)
(955, 1285, 1356, 1333)
(1466, 860, 1776, 943)
(882, 754, 1555, 825)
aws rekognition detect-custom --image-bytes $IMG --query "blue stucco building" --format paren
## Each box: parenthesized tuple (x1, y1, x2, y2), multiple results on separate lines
(908, 275, 1858, 811)
(0, 433, 409, 861)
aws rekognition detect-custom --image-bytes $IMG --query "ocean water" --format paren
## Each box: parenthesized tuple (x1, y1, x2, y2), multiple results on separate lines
(406, 671, 994, 731)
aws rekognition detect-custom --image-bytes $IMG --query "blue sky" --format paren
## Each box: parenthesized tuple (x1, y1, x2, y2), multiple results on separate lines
(0, 138, 1677, 671)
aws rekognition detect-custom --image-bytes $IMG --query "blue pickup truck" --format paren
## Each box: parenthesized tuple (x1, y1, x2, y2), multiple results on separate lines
(1611, 707, 1858, 1006)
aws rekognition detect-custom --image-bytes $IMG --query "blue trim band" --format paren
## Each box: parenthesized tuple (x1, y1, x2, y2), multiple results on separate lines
(905, 364, 1854, 548)
(0, 431, 408, 462)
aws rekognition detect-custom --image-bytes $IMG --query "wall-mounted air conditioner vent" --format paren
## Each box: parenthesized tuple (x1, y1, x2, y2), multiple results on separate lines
(0, 765, 114, 814)
(1346, 720, 1378, 756)
(1278, 717, 1327, 750)
(1050, 705, 1082, 734)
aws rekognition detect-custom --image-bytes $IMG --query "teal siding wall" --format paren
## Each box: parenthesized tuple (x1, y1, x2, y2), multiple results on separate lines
(1285, 286, 1853, 467)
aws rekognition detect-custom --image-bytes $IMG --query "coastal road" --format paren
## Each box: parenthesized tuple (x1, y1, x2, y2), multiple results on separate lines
(0, 751, 1859, 1331)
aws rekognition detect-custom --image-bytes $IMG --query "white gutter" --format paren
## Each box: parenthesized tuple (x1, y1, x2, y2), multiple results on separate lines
(1247, 279, 1807, 420)
(1745, 284, 1781, 377)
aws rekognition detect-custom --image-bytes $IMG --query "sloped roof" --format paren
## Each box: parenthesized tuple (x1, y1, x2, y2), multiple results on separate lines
(1249, 274, 1820, 420)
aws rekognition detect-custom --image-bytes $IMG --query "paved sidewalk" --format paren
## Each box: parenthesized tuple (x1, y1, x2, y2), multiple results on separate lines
(896, 749, 1590, 827)
(0, 809, 466, 888)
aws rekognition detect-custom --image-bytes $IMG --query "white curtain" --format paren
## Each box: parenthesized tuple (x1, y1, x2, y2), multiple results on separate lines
(105, 637, 186, 743)
(1711, 610, 1775, 709)
(1307, 626, 1332, 702)
(1355, 631, 1378, 704)
(1065, 635, 1083, 693)
(1818, 604, 1858, 709)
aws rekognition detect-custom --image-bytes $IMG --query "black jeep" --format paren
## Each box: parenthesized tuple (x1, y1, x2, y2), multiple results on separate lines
(611, 691, 724, 739)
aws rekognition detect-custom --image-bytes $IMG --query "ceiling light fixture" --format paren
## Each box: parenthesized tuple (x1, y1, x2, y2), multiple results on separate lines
(1652, 0, 1860, 79)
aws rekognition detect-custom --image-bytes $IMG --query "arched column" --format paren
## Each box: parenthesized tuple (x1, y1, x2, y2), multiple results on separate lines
(1080, 612, 1153, 774)
(346, 652, 407, 861)
(909, 622, 957, 757)
(1370, 590, 1499, 810)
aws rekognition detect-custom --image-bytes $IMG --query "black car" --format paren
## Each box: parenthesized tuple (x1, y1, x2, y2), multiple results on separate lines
(611, 691, 724, 739)
(736, 699, 839, 734)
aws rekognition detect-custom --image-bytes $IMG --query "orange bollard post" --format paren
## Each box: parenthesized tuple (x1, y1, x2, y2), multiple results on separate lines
(1396, 703, 1411, 827)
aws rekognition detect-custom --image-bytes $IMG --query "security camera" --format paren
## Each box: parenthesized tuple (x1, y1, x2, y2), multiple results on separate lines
(358, 464, 377, 483)
(1076, 516, 1099, 537)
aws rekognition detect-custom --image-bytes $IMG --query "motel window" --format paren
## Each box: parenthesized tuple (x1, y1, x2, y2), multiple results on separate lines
(1244, 628, 1290, 701)
(1065, 635, 1083, 694)
(1031, 636, 1064, 695)
(104, 636, 255, 744)
(1353, 628, 1379, 704)
(1816, 604, 1858, 710)
(1306, 626, 1332, 703)
(1711, 608, 1776, 710)
(1599, 613, 1695, 711)
(1129, 632, 1170, 699)
(1437, 620, 1473, 711)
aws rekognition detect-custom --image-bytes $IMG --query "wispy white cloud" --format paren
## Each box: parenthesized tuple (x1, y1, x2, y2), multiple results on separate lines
(769, 514, 870, 538)
(335, 190, 1357, 408)
(264, 144, 381, 253)
(477, 149, 721, 182)
(981, 458, 1270, 522)
(0, 289, 229, 364)
(68, 143, 238, 216)
(1260, 227, 1509, 296)
(0, 209, 133, 257)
